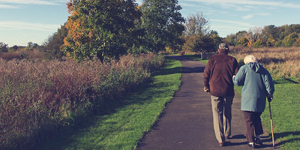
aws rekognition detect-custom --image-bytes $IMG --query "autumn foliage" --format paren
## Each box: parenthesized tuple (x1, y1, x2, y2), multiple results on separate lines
(62, 0, 141, 61)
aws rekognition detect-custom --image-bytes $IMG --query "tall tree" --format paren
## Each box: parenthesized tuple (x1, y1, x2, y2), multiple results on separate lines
(62, 0, 141, 61)
(42, 24, 68, 59)
(0, 42, 8, 54)
(182, 12, 219, 53)
(183, 12, 209, 36)
(140, 0, 185, 53)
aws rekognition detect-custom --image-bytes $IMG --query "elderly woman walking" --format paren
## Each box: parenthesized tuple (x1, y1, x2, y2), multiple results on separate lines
(233, 55, 275, 148)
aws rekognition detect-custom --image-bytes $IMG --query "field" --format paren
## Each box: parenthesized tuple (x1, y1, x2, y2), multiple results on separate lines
(230, 46, 300, 80)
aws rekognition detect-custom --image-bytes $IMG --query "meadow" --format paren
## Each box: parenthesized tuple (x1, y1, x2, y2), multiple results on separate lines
(0, 53, 164, 150)
(230, 46, 300, 80)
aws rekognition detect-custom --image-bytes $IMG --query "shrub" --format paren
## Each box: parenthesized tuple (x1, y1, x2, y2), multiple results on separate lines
(0, 52, 21, 60)
(0, 42, 8, 54)
(0, 53, 164, 149)
(293, 37, 300, 47)
(274, 40, 282, 47)
(282, 32, 298, 47)
(266, 34, 276, 47)
(253, 38, 264, 48)
(236, 37, 249, 47)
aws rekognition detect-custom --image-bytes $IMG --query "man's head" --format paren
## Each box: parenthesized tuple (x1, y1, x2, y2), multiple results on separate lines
(218, 43, 229, 54)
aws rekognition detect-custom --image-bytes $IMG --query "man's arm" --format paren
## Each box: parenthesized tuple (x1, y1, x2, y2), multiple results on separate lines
(203, 60, 211, 91)
(233, 58, 239, 75)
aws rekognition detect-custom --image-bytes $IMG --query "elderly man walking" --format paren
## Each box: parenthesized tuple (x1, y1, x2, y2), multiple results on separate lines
(203, 43, 239, 146)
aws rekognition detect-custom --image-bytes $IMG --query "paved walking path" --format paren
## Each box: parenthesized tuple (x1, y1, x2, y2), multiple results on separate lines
(137, 56, 275, 150)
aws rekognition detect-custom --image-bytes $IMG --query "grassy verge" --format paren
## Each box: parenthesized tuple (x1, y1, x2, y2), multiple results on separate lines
(181, 54, 209, 63)
(35, 57, 182, 150)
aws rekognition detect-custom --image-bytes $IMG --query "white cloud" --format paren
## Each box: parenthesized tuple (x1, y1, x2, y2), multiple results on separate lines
(211, 19, 254, 27)
(0, 21, 60, 31)
(243, 14, 253, 19)
(0, 4, 18, 8)
(0, 0, 59, 5)
(257, 13, 270, 16)
(183, 0, 300, 9)
(211, 25, 249, 32)
(242, 12, 270, 20)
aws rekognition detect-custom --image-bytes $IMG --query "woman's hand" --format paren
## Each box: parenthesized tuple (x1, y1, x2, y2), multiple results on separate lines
(267, 94, 273, 102)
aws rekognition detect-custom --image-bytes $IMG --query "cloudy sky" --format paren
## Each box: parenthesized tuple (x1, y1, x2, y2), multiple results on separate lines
(0, 0, 299, 47)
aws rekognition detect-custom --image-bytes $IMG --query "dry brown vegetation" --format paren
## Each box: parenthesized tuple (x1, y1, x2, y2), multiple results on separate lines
(229, 46, 300, 80)
(0, 53, 164, 149)
(0, 48, 45, 61)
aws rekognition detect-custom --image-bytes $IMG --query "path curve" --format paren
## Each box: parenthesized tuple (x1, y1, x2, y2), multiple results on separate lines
(136, 55, 274, 150)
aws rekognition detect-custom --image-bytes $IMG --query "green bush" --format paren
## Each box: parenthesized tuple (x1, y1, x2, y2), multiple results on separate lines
(0, 42, 8, 54)
(293, 37, 300, 47)
(274, 40, 282, 47)
(253, 38, 264, 48)
(281, 32, 298, 47)
(236, 37, 249, 47)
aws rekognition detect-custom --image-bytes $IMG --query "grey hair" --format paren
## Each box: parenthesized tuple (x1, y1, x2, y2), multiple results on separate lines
(244, 55, 258, 64)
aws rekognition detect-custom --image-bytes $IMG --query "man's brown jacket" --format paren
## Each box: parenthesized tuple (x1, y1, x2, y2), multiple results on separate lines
(203, 50, 239, 97)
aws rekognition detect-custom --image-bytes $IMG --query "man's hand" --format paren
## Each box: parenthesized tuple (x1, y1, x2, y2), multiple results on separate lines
(204, 87, 210, 93)
(267, 94, 273, 102)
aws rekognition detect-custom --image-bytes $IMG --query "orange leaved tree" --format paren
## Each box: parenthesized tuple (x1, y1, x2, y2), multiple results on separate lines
(62, 0, 141, 62)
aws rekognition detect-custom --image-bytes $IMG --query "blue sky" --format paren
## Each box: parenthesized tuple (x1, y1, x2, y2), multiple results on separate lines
(0, 0, 299, 47)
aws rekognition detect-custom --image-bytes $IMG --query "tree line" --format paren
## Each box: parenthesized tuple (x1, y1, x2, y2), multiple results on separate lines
(1, 0, 215, 61)
(224, 24, 300, 48)
(1, 0, 300, 61)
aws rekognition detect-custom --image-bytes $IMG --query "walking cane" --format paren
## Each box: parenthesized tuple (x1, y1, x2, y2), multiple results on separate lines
(268, 97, 275, 147)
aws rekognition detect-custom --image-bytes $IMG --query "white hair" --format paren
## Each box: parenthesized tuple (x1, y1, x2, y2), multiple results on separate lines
(244, 55, 258, 64)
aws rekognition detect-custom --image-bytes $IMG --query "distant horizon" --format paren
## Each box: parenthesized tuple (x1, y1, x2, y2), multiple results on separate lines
(1, 0, 300, 46)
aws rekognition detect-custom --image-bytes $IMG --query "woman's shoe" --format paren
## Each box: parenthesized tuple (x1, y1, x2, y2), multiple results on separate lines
(255, 138, 263, 146)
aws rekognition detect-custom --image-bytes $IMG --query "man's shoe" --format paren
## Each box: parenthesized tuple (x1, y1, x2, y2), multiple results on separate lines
(255, 138, 263, 146)
(219, 142, 224, 147)
(248, 142, 256, 149)
(225, 135, 231, 139)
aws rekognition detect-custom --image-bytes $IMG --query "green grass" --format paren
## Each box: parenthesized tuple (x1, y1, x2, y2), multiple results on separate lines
(181, 54, 209, 64)
(35, 57, 182, 150)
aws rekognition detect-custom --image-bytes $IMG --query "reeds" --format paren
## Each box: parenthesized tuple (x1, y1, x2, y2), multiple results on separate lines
(230, 46, 300, 79)
(0, 53, 164, 149)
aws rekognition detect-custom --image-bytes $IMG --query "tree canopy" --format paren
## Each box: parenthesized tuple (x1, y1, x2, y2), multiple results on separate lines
(62, 0, 141, 61)
(139, 0, 185, 53)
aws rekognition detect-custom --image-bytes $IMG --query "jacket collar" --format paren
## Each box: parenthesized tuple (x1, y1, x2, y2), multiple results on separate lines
(218, 49, 228, 55)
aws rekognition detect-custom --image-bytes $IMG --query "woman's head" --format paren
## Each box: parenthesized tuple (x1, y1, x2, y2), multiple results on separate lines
(244, 55, 258, 64)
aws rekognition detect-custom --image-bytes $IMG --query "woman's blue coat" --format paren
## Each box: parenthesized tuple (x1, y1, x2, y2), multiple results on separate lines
(233, 62, 275, 112)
